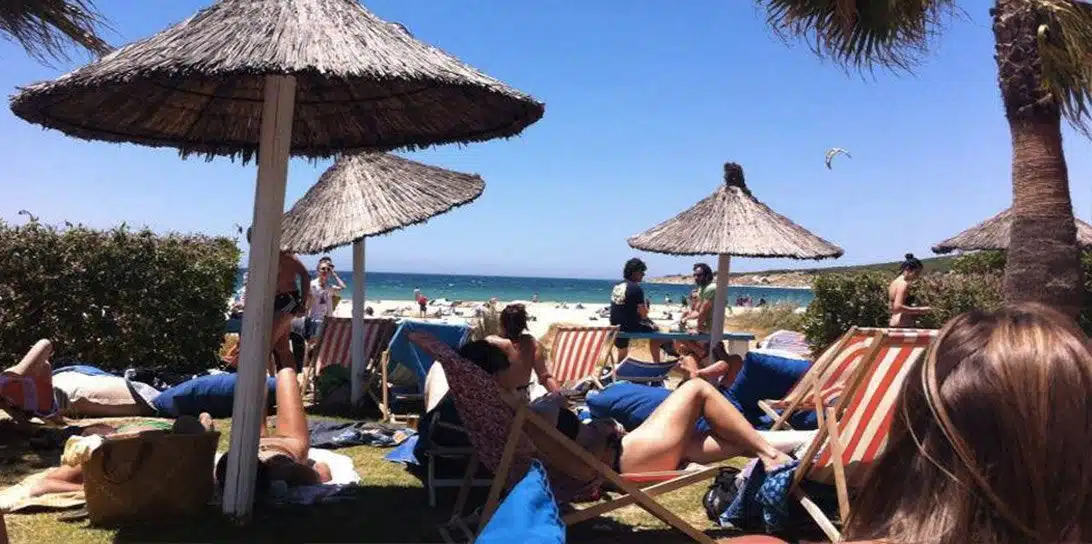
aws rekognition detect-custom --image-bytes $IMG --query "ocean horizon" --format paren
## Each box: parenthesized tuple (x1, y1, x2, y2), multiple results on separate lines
(235, 269, 814, 307)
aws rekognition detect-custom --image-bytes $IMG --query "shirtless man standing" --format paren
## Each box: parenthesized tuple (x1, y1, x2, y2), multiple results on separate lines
(487, 304, 559, 399)
(226, 229, 310, 374)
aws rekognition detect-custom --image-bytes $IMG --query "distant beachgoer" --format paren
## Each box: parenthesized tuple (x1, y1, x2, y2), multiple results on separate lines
(676, 263, 727, 383)
(414, 288, 428, 317)
(487, 304, 559, 398)
(757, 297, 767, 307)
(531, 293, 539, 303)
(609, 258, 664, 363)
(365, 306, 374, 316)
(665, 294, 672, 305)
(888, 253, 931, 328)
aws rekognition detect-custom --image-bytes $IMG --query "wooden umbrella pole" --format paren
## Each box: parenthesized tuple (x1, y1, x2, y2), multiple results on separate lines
(223, 74, 297, 521)
(350, 237, 367, 406)
(708, 254, 732, 364)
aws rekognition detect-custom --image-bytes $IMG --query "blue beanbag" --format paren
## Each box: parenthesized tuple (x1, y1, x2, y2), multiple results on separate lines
(726, 349, 813, 429)
(478, 460, 564, 544)
(152, 373, 276, 418)
(586, 382, 672, 431)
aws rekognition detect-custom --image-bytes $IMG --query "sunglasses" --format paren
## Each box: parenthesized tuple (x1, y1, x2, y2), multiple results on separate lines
(319, 267, 332, 272)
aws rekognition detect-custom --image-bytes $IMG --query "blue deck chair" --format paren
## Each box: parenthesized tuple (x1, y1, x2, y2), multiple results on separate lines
(602, 356, 678, 388)
(371, 320, 470, 422)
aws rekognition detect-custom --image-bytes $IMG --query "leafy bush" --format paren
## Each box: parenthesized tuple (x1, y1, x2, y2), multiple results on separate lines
(0, 217, 239, 374)
(915, 273, 1004, 329)
(802, 272, 891, 352)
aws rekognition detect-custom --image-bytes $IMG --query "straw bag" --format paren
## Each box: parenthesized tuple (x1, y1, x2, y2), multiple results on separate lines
(83, 430, 220, 525)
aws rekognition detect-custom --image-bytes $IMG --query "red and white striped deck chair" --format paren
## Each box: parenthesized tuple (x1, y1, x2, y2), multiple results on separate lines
(790, 328, 938, 541)
(311, 317, 397, 383)
(759, 327, 885, 431)
(547, 325, 619, 389)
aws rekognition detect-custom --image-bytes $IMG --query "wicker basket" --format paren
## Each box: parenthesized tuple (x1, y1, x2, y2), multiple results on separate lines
(83, 430, 220, 526)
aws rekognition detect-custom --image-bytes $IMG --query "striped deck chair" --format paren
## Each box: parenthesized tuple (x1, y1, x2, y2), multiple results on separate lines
(758, 327, 884, 431)
(791, 328, 938, 541)
(410, 331, 720, 543)
(547, 325, 618, 389)
(309, 317, 397, 393)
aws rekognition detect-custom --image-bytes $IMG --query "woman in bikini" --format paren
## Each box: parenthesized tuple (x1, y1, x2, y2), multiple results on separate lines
(486, 304, 559, 398)
(888, 253, 931, 328)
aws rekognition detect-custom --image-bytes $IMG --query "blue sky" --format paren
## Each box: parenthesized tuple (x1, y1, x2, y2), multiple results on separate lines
(3, 0, 1090, 280)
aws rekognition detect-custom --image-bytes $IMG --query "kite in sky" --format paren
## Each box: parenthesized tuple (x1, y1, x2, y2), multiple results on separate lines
(825, 148, 851, 169)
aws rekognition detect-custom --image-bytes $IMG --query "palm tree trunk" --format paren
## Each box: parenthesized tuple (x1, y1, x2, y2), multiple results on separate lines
(993, 0, 1082, 317)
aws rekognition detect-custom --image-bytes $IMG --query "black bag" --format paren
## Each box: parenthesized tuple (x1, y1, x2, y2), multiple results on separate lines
(702, 466, 742, 522)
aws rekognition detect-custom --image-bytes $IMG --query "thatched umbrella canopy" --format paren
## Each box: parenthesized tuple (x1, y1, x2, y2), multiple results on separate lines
(280, 153, 484, 406)
(9, 0, 544, 162)
(281, 153, 484, 254)
(628, 163, 844, 259)
(932, 207, 1092, 254)
(8, 0, 542, 520)
(629, 162, 842, 358)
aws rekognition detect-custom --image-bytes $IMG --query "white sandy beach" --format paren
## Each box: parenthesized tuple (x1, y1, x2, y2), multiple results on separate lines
(332, 298, 775, 339)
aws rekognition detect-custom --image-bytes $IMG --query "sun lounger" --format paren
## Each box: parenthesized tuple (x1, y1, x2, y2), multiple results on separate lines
(789, 328, 938, 541)
(410, 331, 721, 543)
(309, 316, 396, 395)
(603, 356, 677, 387)
(370, 321, 470, 422)
(547, 325, 619, 389)
(757, 327, 881, 431)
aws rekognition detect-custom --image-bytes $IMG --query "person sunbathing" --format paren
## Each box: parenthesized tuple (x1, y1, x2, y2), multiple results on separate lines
(596, 377, 791, 474)
(215, 359, 332, 492)
(1, 339, 59, 421)
(486, 304, 559, 397)
(729, 303, 1092, 544)
(25, 413, 215, 498)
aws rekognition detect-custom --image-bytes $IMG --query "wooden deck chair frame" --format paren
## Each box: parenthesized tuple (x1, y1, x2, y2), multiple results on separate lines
(758, 327, 885, 431)
(471, 397, 721, 543)
(787, 329, 938, 542)
(421, 411, 494, 508)
(547, 325, 619, 390)
(306, 316, 396, 400)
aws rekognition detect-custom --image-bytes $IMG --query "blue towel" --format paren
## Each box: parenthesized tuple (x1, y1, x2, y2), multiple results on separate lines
(478, 460, 565, 543)
(384, 435, 420, 465)
(53, 364, 115, 377)
(387, 321, 469, 383)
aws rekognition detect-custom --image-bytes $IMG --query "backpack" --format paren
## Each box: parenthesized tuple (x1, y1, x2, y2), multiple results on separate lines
(702, 466, 742, 522)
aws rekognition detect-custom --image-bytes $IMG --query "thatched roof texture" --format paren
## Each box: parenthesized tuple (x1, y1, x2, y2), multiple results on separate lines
(628, 162, 843, 259)
(9, 0, 544, 162)
(281, 153, 484, 254)
(932, 207, 1092, 254)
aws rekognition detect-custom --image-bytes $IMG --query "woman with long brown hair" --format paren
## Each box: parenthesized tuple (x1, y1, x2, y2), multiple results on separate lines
(731, 303, 1092, 543)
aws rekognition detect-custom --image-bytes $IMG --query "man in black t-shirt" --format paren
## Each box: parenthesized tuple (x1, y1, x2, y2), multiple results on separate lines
(609, 258, 663, 363)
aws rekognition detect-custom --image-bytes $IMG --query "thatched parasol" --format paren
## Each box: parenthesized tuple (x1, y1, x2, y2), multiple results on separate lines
(8, 0, 542, 520)
(932, 207, 1092, 254)
(280, 152, 484, 404)
(629, 162, 842, 358)
(281, 153, 485, 254)
(10, 0, 544, 161)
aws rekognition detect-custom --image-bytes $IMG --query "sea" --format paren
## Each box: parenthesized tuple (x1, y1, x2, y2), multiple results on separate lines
(235, 270, 814, 307)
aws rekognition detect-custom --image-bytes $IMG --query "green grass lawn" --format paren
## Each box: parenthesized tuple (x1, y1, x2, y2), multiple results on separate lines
(2, 416, 749, 543)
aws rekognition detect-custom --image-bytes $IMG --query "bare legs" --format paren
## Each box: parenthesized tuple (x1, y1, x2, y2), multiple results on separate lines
(259, 361, 331, 482)
(3, 339, 55, 413)
(619, 379, 790, 473)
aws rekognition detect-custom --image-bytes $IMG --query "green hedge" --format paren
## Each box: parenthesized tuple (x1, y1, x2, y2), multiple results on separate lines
(0, 218, 239, 374)
(802, 250, 1091, 353)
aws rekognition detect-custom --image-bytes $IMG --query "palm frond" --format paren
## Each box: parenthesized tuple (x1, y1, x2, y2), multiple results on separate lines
(759, 0, 959, 72)
(1035, 0, 1092, 136)
(0, 0, 111, 64)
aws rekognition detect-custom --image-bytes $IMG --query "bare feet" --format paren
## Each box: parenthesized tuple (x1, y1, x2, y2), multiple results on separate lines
(199, 412, 215, 432)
